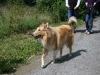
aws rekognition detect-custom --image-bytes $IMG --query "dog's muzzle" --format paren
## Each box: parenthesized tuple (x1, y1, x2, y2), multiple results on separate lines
(32, 33, 41, 39)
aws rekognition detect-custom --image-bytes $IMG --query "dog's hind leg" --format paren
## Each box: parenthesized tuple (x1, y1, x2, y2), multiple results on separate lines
(41, 48, 48, 68)
(52, 50, 58, 64)
(66, 37, 73, 57)
(69, 46, 72, 57)
(56, 48, 62, 61)
(58, 47, 62, 60)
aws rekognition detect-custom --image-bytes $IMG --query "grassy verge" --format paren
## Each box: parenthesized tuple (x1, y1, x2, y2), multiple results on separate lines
(0, 34, 42, 74)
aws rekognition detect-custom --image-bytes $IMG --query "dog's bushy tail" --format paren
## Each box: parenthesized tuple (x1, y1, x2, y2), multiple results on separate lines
(68, 16, 77, 32)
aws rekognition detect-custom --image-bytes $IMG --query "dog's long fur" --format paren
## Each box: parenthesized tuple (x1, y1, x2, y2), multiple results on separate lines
(32, 16, 77, 68)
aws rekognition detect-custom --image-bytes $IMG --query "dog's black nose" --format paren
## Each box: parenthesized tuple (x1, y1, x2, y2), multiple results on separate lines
(32, 33, 34, 36)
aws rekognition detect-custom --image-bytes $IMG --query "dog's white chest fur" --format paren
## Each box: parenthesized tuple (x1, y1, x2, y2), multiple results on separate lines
(40, 39, 54, 50)
(40, 39, 46, 47)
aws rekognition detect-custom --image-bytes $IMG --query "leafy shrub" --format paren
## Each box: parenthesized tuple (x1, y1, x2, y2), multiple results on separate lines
(37, 0, 86, 21)
(23, 0, 33, 5)
(78, 0, 86, 19)
(37, 0, 66, 22)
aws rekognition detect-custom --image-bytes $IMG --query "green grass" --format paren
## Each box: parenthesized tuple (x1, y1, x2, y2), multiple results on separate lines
(0, 34, 42, 73)
(0, 5, 52, 38)
(76, 18, 84, 28)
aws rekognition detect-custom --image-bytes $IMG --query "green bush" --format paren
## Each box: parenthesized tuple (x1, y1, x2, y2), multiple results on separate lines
(78, 0, 86, 19)
(37, 0, 86, 22)
(37, 0, 66, 22)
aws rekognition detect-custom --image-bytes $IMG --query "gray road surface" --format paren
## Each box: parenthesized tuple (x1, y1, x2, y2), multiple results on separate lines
(14, 17, 100, 75)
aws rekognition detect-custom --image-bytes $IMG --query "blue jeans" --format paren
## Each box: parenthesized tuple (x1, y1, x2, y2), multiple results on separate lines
(85, 13, 93, 32)
(67, 8, 77, 19)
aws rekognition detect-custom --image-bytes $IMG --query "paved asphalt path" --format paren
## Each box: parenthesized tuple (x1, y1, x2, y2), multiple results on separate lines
(14, 17, 100, 75)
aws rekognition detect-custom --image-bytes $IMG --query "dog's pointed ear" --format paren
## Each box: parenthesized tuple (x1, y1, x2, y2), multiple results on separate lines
(44, 22, 49, 29)
(45, 22, 49, 28)
(43, 22, 49, 30)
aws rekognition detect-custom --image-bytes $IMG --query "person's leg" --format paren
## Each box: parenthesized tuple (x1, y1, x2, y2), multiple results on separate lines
(73, 9, 77, 18)
(88, 13, 93, 33)
(85, 14, 89, 32)
(68, 8, 72, 19)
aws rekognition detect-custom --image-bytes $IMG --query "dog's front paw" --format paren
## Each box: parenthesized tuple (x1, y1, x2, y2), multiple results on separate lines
(41, 64, 45, 68)
(51, 61, 55, 64)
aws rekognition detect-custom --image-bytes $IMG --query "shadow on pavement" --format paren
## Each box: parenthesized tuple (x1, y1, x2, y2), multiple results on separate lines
(43, 50, 87, 68)
(55, 49, 87, 64)
(75, 29, 100, 34)
(92, 30, 100, 34)
(75, 30, 86, 33)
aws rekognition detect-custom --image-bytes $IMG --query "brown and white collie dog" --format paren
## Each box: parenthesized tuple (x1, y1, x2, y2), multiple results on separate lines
(32, 16, 77, 68)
